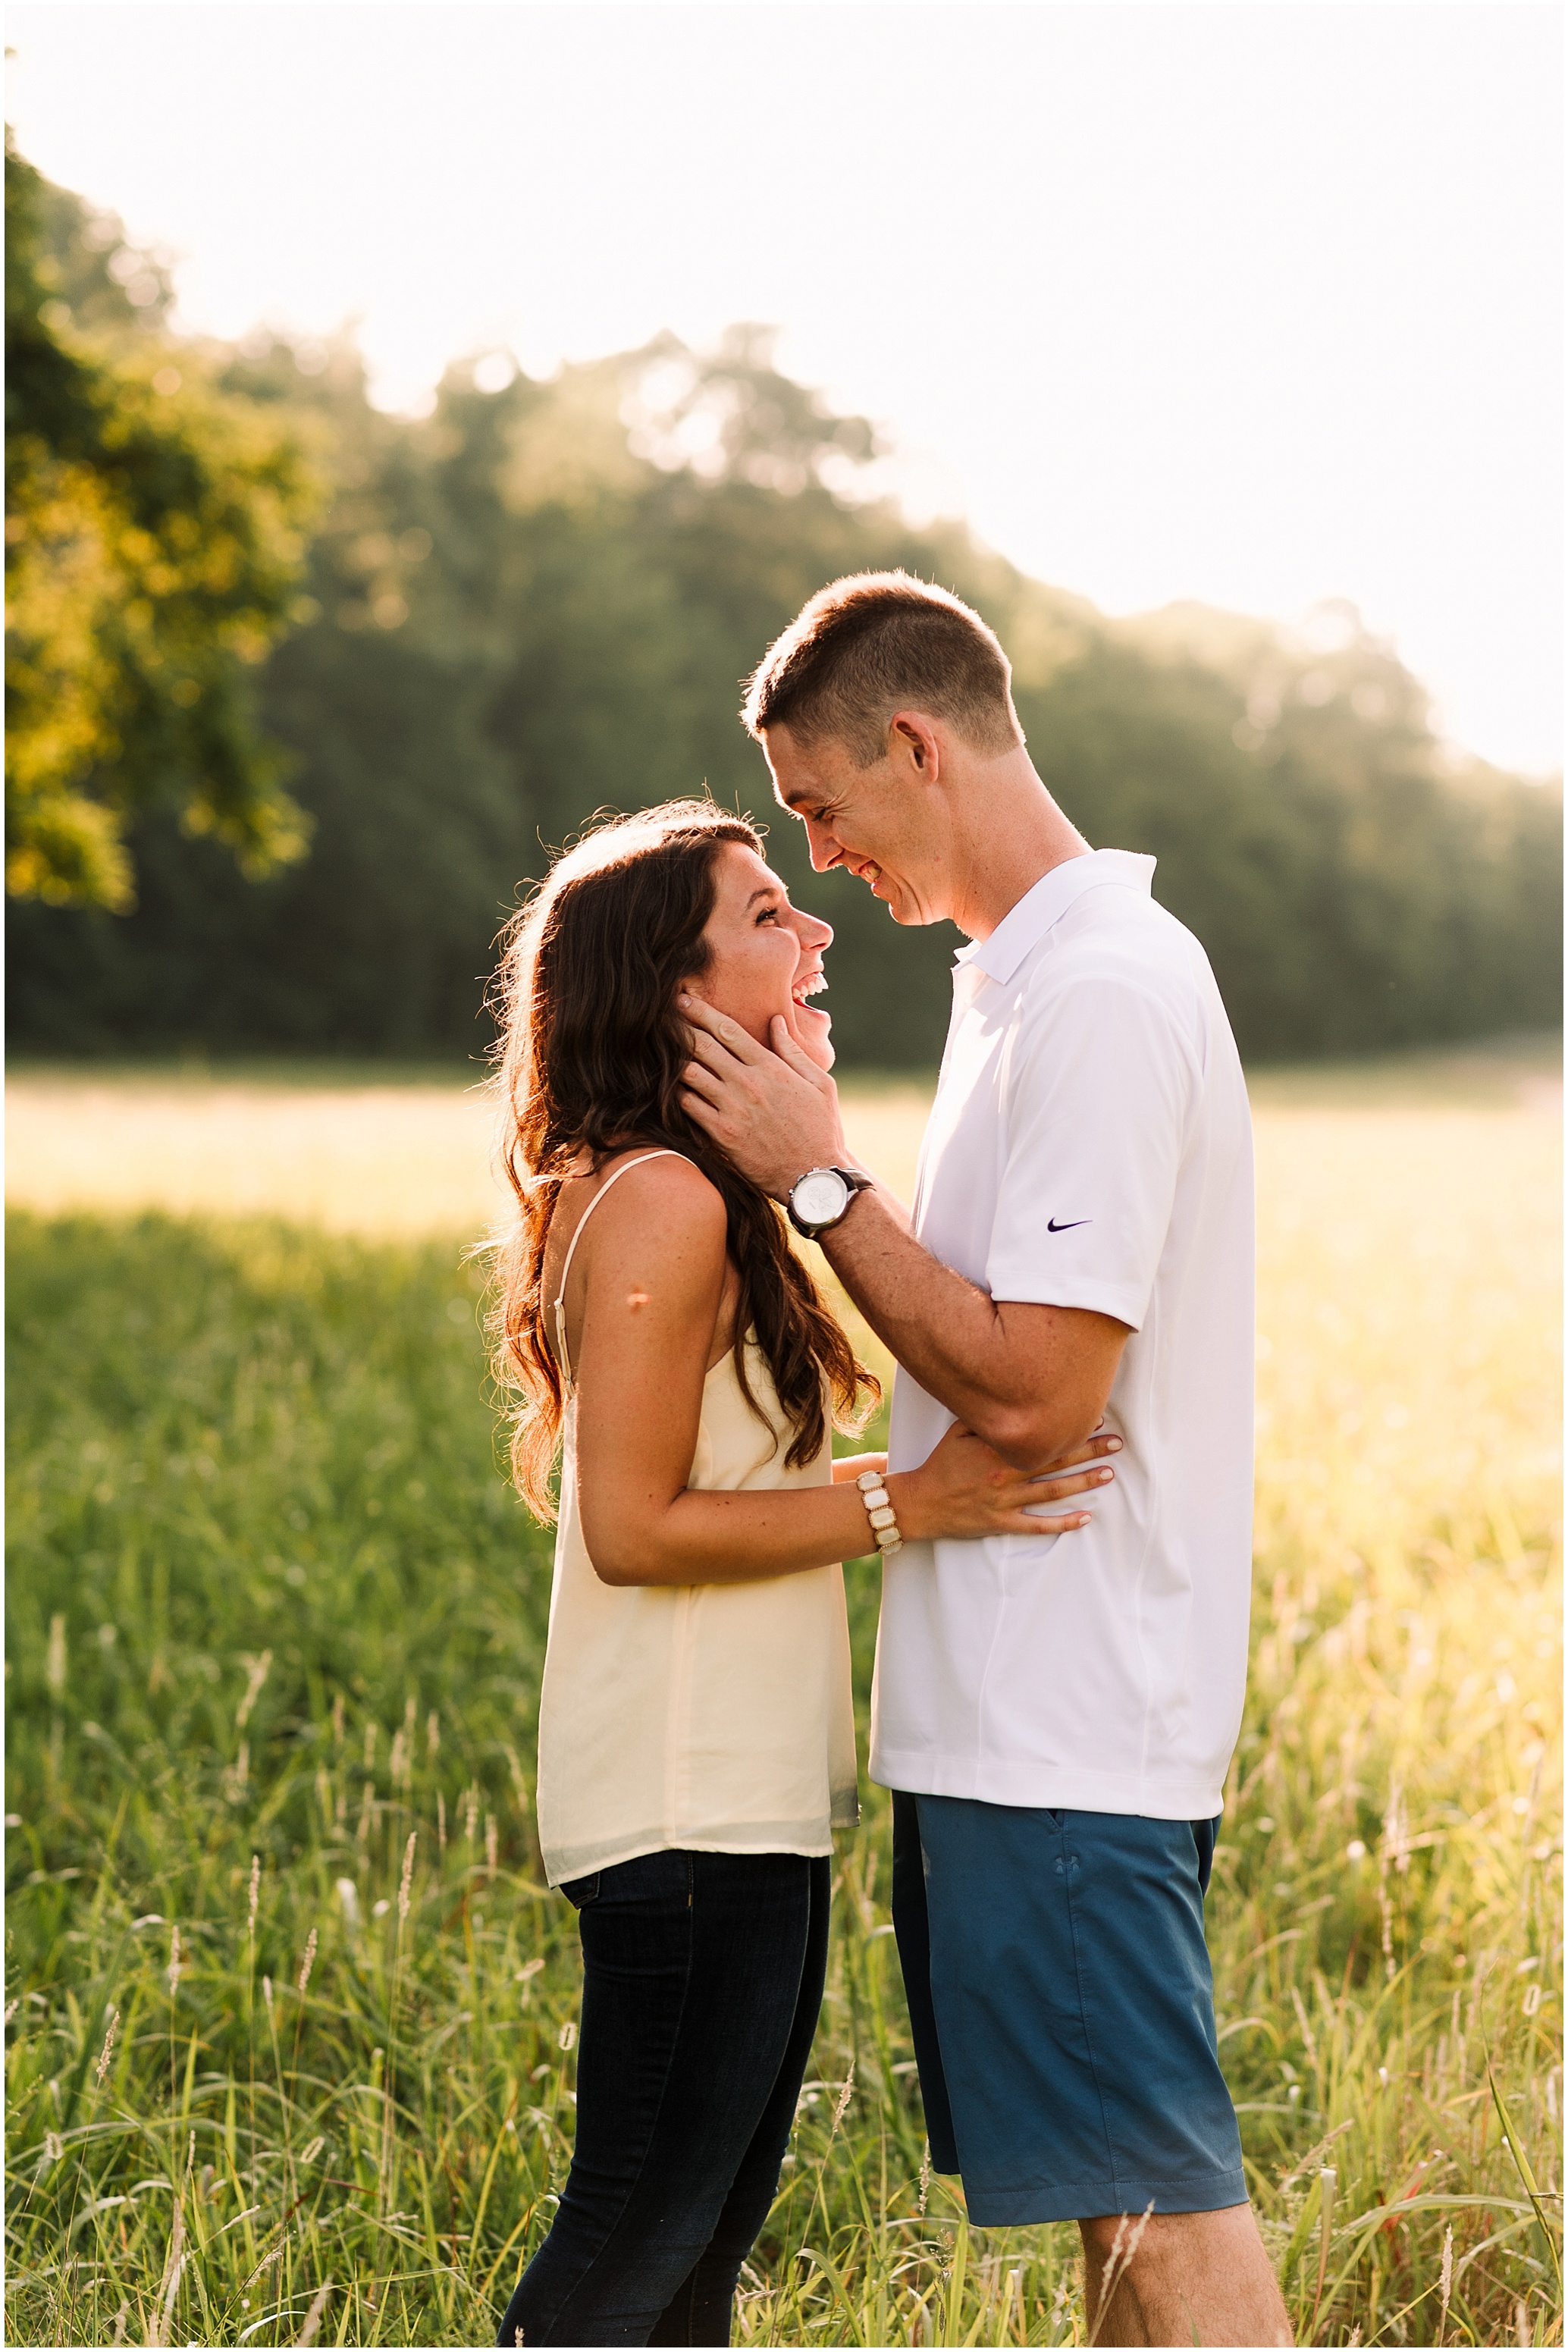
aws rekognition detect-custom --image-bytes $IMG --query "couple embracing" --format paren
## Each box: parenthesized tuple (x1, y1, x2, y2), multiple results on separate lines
(489, 575, 1290, 2349)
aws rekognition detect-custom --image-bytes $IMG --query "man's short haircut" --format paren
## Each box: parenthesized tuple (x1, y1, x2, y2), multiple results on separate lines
(742, 571, 1022, 768)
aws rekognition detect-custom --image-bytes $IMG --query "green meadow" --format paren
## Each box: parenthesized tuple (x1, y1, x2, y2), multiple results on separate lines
(5, 1064, 1561, 2346)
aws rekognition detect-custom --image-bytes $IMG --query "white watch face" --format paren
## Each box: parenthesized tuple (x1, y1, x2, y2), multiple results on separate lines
(794, 1169, 848, 1228)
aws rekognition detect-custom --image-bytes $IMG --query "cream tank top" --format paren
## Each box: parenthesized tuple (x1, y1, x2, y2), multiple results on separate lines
(535, 1152, 860, 1887)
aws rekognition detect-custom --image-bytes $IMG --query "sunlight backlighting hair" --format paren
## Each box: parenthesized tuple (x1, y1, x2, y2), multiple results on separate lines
(742, 571, 1022, 767)
(485, 800, 877, 1516)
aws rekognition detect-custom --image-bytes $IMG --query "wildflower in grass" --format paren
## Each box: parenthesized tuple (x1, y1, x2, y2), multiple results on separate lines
(559, 2020, 577, 2051)
(486, 1813, 499, 1873)
(437, 1790, 447, 1853)
(398, 1831, 416, 1922)
(96, 2002, 120, 2085)
(262, 1974, 273, 2018)
(917, 2136, 931, 2216)
(1439, 2222, 1454, 2341)
(246, 1852, 260, 1940)
(166, 1925, 181, 1998)
(297, 1927, 318, 1994)
(426, 1709, 441, 1760)
(335, 1876, 360, 1928)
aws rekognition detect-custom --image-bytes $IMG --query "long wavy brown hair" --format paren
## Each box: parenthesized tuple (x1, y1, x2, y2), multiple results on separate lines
(487, 799, 878, 1519)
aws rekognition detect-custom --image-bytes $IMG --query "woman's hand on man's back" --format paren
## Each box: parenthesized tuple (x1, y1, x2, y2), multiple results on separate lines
(889, 1423, 1120, 1545)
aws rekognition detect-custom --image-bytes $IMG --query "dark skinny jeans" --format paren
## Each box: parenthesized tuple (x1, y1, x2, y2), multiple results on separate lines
(496, 1848, 830, 2347)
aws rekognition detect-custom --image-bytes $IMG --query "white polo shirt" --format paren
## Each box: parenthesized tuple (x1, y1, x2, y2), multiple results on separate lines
(869, 849, 1254, 1820)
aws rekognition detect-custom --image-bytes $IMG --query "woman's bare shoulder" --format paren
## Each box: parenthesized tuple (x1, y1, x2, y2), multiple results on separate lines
(563, 1148, 726, 1260)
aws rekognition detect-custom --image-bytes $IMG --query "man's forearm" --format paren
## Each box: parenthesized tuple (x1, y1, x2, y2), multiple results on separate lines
(820, 1184, 1121, 1469)
(669, 996, 1124, 1457)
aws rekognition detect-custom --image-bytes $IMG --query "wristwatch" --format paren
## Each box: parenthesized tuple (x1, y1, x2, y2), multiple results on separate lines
(786, 1165, 872, 1239)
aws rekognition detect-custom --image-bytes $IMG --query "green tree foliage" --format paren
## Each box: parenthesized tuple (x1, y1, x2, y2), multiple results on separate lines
(4, 136, 323, 911)
(6, 165, 1559, 1062)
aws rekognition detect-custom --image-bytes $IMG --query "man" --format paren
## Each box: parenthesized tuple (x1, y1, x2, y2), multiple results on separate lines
(679, 572, 1290, 2347)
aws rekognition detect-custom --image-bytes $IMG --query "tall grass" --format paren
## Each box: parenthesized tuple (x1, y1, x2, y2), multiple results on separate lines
(5, 1094, 1560, 2346)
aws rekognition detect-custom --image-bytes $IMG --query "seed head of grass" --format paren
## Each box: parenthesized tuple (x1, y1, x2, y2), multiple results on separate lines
(95, 2004, 121, 2087)
(235, 1648, 273, 1730)
(827, 2059, 855, 2144)
(295, 2277, 334, 2347)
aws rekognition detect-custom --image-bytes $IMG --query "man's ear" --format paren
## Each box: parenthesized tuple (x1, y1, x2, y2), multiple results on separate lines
(888, 712, 942, 781)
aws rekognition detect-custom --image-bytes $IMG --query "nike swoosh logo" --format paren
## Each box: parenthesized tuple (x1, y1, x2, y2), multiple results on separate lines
(1047, 1218, 1091, 1233)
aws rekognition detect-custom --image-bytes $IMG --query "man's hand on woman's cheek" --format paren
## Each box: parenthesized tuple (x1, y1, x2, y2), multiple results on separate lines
(678, 996, 848, 1196)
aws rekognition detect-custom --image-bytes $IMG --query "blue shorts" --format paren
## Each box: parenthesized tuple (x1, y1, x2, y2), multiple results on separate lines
(891, 1793, 1247, 2225)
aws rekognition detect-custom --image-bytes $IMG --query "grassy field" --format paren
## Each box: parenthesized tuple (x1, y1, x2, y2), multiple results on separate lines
(5, 1054, 1562, 2347)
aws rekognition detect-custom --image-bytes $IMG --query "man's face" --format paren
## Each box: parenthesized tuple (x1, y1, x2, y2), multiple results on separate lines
(763, 721, 953, 928)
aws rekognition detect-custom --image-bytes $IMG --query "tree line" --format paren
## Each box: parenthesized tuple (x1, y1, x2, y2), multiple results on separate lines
(7, 143, 1560, 1068)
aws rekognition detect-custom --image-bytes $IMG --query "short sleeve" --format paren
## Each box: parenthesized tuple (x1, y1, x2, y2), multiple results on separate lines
(985, 973, 1197, 1330)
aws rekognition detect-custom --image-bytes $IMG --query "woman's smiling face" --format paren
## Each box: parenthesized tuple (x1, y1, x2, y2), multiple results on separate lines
(688, 843, 836, 1071)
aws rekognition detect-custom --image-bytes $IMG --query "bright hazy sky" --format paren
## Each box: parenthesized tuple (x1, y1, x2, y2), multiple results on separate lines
(7, 3, 1562, 773)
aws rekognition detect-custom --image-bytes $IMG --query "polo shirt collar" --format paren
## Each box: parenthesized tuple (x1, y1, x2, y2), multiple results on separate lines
(954, 849, 1157, 988)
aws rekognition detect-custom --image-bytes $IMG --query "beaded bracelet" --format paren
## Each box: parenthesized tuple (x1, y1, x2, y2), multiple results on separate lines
(855, 1466, 904, 1557)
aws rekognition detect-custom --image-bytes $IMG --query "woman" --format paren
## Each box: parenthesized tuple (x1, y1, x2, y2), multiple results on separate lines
(488, 801, 1117, 2347)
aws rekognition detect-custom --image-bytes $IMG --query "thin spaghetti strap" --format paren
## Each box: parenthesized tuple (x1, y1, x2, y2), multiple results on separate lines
(552, 1150, 685, 1388)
